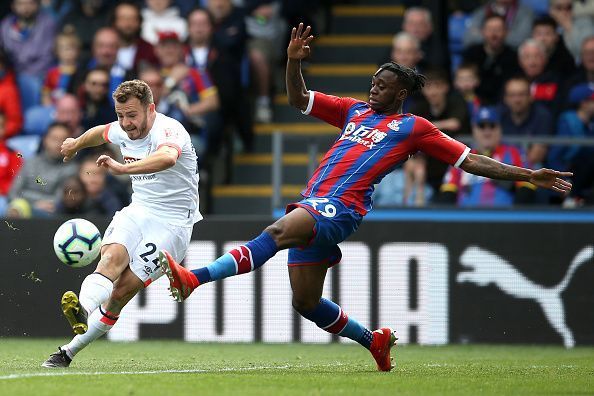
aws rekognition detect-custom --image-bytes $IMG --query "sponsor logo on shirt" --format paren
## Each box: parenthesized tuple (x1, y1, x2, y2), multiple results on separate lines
(123, 156, 141, 164)
(339, 122, 387, 149)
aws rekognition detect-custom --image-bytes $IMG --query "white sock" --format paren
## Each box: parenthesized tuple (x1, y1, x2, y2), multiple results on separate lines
(62, 307, 118, 358)
(78, 273, 113, 314)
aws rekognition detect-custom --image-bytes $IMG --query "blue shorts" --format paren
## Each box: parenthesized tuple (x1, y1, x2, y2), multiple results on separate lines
(285, 197, 363, 267)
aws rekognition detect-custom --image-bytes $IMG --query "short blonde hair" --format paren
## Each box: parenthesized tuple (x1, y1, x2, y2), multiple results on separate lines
(112, 79, 154, 107)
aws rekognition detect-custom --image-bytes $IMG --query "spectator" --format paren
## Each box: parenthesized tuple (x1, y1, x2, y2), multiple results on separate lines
(42, 29, 81, 105)
(0, 0, 56, 77)
(141, 0, 188, 46)
(73, 27, 133, 102)
(559, 36, 594, 110)
(55, 175, 93, 216)
(372, 156, 432, 208)
(411, 67, 470, 192)
(548, 83, 594, 205)
(438, 106, 535, 206)
(402, 6, 448, 69)
(78, 155, 124, 216)
(389, 32, 423, 70)
(463, 0, 534, 49)
(7, 122, 77, 217)
(205, 0, 253, 152)
(154, 31, 220, 154)
(0, 48, 23, 139)
(462, 14, 521, 104)
(62, 0, 111, 60)
(54, 94, 83, 137)
(0, 112, 23, 202)
(453, 62, 482, 115)
(518, 38, 561, 113)
(111, 1, 159, 75)
(500, 76, 552, 167)
(78, 67, 117, 130)
(531, 15, 576, 77)
(549, 0, 594, 59)
(245, 0, 283, 123)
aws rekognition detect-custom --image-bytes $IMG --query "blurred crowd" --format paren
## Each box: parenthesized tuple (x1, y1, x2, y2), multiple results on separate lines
(0, 0, 320, 217)
(0, 0, 593, 218)
(374, 0, 594, 208)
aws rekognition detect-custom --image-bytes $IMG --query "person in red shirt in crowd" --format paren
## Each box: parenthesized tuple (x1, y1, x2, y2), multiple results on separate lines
(0, 112, 22, 199)
(0, 48, 23, 140)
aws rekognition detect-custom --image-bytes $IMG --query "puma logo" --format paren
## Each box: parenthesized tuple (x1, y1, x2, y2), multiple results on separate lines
(458, 246, 594, 348)
(230, 245, 253, 274)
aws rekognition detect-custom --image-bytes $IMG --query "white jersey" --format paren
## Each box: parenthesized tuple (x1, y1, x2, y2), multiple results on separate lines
(104, 112, 201, 227)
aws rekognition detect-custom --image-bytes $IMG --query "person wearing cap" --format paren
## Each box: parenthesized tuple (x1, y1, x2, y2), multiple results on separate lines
(548, 83, 594, 206)
(438, 106, 536, 206)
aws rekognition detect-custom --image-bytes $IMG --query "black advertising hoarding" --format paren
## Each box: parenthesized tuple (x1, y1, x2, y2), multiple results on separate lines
(1, 215, 593, 346)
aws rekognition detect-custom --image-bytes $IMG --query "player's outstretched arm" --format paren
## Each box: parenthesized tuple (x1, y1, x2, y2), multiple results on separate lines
(460, 153, 573, 194)
(96, 145, 178, 176)
(61, 124, 107, 162)
(286, 23, 314, 111)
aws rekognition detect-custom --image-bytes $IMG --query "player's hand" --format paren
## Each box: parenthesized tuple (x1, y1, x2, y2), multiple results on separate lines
(96, 154, 126, 175)
(529, 168, 573, 193)
(287, 23, 314, 60)
(61, 137, 79, 162)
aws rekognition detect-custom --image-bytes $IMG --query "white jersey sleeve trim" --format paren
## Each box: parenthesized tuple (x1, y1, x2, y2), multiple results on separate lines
(454, 146, 471, 168)
(301, 90, 315, 115)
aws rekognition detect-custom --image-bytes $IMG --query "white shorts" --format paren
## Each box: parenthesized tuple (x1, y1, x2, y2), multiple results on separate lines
(102, 205, 193, 286)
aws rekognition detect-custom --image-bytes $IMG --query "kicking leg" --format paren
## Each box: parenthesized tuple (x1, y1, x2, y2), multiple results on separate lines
(160, 207, 315, 301)
(43, 268, 143, 368)
(61, 244, 130, 335)
(289, 261, 396, 372)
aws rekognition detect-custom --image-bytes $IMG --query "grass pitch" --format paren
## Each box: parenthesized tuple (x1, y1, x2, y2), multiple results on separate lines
(0, 339, 592, 395)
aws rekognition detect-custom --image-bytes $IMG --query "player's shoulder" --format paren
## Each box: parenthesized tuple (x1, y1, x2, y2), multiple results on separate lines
(154, 112, 190, 137)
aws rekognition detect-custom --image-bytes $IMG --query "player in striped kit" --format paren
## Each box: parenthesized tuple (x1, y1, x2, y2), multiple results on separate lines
(159, 24, 573, 371)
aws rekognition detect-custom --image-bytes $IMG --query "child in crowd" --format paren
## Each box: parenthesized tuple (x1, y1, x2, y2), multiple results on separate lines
(42, 31, 81, 106)
(454, 62, 481, 115)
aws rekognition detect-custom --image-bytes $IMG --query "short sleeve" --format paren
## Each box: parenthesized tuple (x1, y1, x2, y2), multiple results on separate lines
(304, 91, 361, 129)
(154, 126, 184, 158)
(104, 122, 119, 145)
(412, 117, 470, 168)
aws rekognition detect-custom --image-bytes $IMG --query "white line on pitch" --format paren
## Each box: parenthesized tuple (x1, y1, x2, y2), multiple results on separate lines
(0, 365, 296, 380)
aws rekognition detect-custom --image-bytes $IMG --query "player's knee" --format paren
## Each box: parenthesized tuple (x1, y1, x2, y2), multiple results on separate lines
(263, 224, 283, 242)
(292, 295, 320, 314)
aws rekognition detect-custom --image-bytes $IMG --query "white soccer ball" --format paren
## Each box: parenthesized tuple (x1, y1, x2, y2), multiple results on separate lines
(53, 218, 102, 268)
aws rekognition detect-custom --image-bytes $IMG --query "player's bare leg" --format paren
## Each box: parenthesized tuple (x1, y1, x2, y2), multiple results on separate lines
(43, 268, 143, 368)
(289, 259, 397, 372)
(61, 243, 130, 335)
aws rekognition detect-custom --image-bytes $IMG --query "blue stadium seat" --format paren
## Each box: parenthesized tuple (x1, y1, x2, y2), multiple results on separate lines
(448, 12, 471, 73)
(0, 196, 6, 217)
(16, 74, 42, 111)
(23, 105, 54, 136)
(6, 135, 41, 159)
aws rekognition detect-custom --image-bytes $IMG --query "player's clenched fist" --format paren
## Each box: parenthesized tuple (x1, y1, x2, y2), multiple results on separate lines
(61, 137, 78, 162)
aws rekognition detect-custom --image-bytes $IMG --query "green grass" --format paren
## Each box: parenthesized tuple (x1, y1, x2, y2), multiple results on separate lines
(1, 339, 593, 395)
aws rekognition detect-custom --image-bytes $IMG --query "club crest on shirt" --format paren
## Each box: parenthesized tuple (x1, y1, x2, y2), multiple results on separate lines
(164, 128, 178, 138)
(387, 120, 402, 131)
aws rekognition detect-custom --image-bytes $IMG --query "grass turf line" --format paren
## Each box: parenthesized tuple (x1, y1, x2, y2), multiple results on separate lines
(0, 339, 592, 395)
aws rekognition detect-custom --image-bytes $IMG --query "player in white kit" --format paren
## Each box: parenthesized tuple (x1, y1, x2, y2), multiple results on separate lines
(42, 80, 201, 368)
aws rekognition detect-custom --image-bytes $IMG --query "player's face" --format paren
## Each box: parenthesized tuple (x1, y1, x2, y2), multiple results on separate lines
(369, 70, 404, 114)
(115, 98, 155, 140)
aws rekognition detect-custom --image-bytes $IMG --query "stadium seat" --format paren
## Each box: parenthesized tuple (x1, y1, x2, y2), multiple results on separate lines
(23, 105, 55, 136)
(6, 135, 41, 159)
(448, 12, 471, 73)
(0, 196, 6, 217)
(16, 74, 42, 111)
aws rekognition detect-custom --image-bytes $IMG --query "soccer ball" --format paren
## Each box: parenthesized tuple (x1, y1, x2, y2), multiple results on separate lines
(53, 218, 102, 268)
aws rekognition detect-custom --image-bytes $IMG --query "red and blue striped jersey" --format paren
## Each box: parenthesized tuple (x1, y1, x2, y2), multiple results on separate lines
(302, 91, 470, 215)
